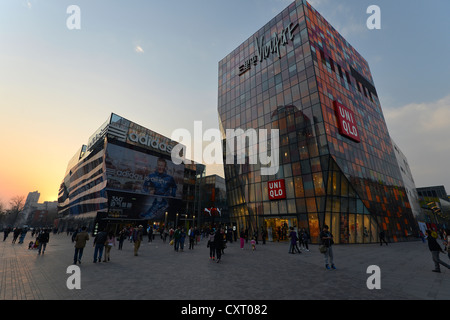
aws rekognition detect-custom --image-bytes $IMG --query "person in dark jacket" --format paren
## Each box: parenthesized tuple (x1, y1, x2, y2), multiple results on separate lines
(426, 230, 450, 273)
(37, 229, 50, 255)
(379, 230, 388, 246)
(214, 227, 224, 263)
(288, 227, 301, 254)
(12, 228, 21, 244)
(93, 229, 108, 262)
(320, 225, 336, 270)
(3, 227, 11, 242)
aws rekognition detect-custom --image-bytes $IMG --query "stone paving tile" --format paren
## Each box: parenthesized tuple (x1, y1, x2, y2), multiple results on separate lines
(0, 234, 449, 300)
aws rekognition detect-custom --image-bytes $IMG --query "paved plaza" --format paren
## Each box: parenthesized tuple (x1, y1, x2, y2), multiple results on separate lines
(0, 232, 449, 301)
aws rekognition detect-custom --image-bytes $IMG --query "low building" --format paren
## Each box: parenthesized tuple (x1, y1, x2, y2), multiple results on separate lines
(198, 174, 228, 226)
(57, 113, 204, 234)
(417, 185, 450, 232)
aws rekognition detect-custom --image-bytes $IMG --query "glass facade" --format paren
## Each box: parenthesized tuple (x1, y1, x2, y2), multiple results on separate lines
(218, 0, 418, 244)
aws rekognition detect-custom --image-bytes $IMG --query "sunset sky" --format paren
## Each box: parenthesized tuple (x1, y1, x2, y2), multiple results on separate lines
(0, 0, 449, 207)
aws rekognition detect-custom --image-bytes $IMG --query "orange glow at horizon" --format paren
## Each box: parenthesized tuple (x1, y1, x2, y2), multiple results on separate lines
(0, 113, 72, 207)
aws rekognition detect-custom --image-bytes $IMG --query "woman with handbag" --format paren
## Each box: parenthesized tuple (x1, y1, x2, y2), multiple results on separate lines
(319, 225, 336, 270)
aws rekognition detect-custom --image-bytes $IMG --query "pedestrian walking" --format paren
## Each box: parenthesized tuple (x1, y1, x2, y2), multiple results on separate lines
(37, 229, 50, 255)
(103, 232, 116, 262)
(320, 225, 336, 270)
(208, 229, 216, 260)
(132, 225, 144, 256)
(3, 227, 11, 241)
(261, 227, 266, 245)
(253, 229, 259, 245)
(426, 230, 450, 273)
(379, 230, 388, 246)
(179, 228, 186, 252)
(445, 229, 450, 260)
(240, 229, 245, 249)
(18, 227, 28, 244)
(300, 228, 310, 251)
(188, 226, 195, 250)
(214, 227, 224, 263)
(128, 227, 134, 242)
(169, 227, 174, 242)
(173, 226, 181, 252)
(251, 237, 256, 251)
(163, 227, 168, 243)
(220, 228, 227, 255)
(93, 228, 108, 263)
(73, 226, 89, 264)
(288, 227, 301, 254)
(195, 227, 200, 244)
(12, 228, 20, 244)
(148, 226, 153, 243)
(118, 228, 127, 250)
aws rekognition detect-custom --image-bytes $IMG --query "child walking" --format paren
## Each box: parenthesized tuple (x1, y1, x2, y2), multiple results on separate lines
(251, 237, 256, 251)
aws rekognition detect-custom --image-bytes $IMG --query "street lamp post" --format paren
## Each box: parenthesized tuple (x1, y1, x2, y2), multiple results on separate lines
(176, 213, 179, 227)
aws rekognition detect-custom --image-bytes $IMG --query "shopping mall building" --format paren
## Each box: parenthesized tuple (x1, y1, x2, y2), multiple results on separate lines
(218, 0, 419, 244)
(57, 113, 204, 234)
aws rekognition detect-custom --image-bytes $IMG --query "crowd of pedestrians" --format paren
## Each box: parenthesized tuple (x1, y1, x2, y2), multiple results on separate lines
(206, 226, 227, 262)
(3, 222, 450, 276)
(2, 226, 53, 255)
(1, 222, 314, 267)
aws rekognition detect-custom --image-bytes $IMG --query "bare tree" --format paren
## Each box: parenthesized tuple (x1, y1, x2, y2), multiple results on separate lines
(9, 195, 25, 214)
(7, 195, 25, 227)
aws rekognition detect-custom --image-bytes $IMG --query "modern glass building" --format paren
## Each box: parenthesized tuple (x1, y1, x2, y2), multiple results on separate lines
(391, 139, 422, 219)
(218, 0, 419, 244)
(58, 113, 205, 233)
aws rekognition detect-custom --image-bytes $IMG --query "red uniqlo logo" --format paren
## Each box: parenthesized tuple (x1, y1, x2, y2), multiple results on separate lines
(334, 101, 360, 143)
(268, 179, 286, 200)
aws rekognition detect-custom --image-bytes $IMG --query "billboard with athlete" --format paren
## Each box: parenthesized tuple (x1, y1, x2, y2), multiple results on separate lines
(105, 142, 184, 220)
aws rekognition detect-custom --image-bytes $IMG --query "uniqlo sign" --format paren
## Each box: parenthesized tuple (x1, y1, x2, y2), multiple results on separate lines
(334, 101, 360, 143)
(268, 179, 286, 200)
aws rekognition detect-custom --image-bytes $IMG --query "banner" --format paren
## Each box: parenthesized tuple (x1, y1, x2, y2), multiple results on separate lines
(105, 143, 185, 220)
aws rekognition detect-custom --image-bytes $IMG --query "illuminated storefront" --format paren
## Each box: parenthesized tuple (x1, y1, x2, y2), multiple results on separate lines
(218, 0, 419, 243)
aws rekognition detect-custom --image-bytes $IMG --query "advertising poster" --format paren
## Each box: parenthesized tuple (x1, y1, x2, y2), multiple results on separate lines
(105, 143, 184, 220)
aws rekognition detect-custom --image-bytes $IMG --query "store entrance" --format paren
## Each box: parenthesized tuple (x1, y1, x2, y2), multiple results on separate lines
(264, 217, 297, 242)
